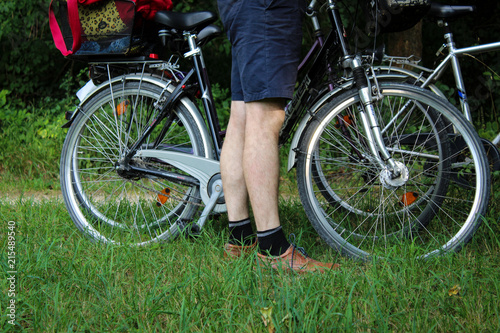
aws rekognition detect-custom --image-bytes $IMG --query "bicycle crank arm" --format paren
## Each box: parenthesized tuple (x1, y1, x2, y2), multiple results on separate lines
(135, 150, 222, 209)
(190, 177, 223, 235)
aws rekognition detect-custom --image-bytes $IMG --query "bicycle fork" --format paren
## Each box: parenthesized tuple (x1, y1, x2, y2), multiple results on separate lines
(327, 0, 408, 189)
(347, 56, 409, 189)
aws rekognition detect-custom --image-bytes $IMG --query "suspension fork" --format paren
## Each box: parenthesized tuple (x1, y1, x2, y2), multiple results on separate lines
(328, 0, 400, 176)
(350, 57, 400, 174)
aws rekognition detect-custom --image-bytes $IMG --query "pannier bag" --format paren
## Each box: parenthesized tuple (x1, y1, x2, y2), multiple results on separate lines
(364, 0, 431, 34)
(49, 0, 173, 57)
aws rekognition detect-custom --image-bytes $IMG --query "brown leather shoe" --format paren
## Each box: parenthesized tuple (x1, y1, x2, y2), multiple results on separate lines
(224, 241, 257, 258)
(257, 245, 340, 273)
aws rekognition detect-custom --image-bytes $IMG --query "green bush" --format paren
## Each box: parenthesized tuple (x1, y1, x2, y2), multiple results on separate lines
(0, 89, 72, 179)
(0, 0, 81, 101)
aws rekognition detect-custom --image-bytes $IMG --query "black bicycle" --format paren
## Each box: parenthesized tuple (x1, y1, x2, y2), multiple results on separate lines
(59, 0, 490, 260)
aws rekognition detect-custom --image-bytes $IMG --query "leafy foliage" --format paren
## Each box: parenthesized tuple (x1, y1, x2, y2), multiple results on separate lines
(0, 0, 79, 100)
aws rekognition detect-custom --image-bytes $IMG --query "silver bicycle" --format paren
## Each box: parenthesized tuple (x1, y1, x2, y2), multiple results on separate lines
(364, 2, 500, 170)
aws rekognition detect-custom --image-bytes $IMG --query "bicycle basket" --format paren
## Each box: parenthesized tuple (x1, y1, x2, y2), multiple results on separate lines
(364, 0, 431, 34)
(49, 0, 137, 58)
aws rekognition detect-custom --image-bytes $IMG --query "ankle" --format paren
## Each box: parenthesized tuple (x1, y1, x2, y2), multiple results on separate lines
(228, 218, 256, 246)
(257, 226, 290, 256)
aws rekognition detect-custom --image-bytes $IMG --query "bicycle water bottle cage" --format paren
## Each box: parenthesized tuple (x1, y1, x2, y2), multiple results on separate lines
(427, 3, 475, 21)
(154, 11, 218, 32)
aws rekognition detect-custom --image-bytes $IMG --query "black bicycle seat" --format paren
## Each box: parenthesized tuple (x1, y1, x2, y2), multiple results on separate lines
(427, 3, 475, 20)
(155, 11, 218, 31)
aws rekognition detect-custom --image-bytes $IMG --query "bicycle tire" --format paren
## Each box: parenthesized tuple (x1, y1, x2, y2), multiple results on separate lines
(60, 79, 208, 245)
(296, 82, 490, 260)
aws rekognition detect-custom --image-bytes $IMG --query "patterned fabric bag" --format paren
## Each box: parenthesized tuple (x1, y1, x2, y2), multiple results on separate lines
(49, 0, 137, 57)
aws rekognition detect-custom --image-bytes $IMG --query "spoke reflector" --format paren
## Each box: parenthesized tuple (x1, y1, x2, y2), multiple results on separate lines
(156, 188, 171, 207)
(400, 191, 419, 207)
(116, 100, 130, 116)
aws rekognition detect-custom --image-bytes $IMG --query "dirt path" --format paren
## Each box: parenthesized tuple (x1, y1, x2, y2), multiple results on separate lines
(0, 189, 63, 204)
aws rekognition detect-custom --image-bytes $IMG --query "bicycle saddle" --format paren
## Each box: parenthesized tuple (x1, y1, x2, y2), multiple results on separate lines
(155, 11, 218, 31)
(428, 3, 475, 20)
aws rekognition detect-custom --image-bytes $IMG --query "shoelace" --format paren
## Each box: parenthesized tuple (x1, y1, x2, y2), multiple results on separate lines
(289, 233, 308, 269)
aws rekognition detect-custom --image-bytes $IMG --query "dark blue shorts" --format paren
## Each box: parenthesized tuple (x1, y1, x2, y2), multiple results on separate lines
(218, 0, 305, 102)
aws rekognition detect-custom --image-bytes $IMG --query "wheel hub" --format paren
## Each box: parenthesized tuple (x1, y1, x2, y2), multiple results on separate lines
(115, 158, 145, 180)
(379, 161, 409, 190)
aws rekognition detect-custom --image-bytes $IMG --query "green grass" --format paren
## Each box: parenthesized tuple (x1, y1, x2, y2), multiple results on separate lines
(1, 190, 500, 332)
(1, 119, 499, 331)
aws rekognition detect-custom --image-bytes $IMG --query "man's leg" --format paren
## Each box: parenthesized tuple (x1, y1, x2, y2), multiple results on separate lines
(221, 99, 339, 271)
(220, 101, 249, 222)
(243, 100, 291, 256)
(221, 99, 285, 228)
(220, 99, 288, 252)
(243, 100, 284, 232)
(220, 101, 255, 249)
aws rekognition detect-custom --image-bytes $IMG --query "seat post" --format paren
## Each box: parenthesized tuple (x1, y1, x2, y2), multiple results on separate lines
(440, 21, 473, 122)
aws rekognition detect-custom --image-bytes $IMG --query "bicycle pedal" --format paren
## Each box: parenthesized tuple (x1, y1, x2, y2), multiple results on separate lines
(176, 219, 202, 238)
(189, 224, 201, 236)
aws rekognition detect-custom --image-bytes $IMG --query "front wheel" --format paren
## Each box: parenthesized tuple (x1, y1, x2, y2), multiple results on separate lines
(296, 83, 490, 260)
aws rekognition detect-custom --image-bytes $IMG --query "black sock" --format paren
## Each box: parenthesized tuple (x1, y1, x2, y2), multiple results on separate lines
(228, 218, 255, 245)
(257, 226, 290, 256)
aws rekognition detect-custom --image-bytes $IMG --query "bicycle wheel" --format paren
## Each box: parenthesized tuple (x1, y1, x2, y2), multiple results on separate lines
(296, 82, 490, 260)
(310, 102, 451, 224)
(60, 79, 208, 245)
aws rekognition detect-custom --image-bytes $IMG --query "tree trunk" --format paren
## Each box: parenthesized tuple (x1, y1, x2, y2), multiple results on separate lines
(386, 21, 423, 58)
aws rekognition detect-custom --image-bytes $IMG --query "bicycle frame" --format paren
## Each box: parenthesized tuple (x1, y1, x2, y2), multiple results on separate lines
(381, 17, 500, 145)
(420, 41, 500, 123)
(285, 0, 414, 173)
(59, 1, 493, 255)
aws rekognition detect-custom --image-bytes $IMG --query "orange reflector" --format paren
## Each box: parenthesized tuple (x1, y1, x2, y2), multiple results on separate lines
(116, 100, 130, 116)
(400, 192, 419, 207)
(335, 115, 353, 128)
(343, 115, 353, 125)
(156, 188, 171, 207)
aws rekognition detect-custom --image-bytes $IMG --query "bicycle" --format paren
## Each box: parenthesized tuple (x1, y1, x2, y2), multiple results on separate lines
(361, 2, 500, 170)
(59, 0, 490, 260)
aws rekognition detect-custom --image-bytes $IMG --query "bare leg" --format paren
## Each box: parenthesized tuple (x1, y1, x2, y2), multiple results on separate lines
(221, 100, 339, 271)
(243, 100, 285, 232)
(221, 99, 284, 230)
(220, 101, 250, 222)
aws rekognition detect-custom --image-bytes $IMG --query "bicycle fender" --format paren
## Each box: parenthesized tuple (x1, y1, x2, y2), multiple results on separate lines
(63, 76, 171, 125)
(374, 66, 445, 98)
(287, 84, 348, 171)
(62, 75, 214, 160)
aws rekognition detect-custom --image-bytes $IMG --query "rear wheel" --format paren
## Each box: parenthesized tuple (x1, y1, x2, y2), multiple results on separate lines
(60, 79, 208, 245)
(297, 83, 490, 260)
